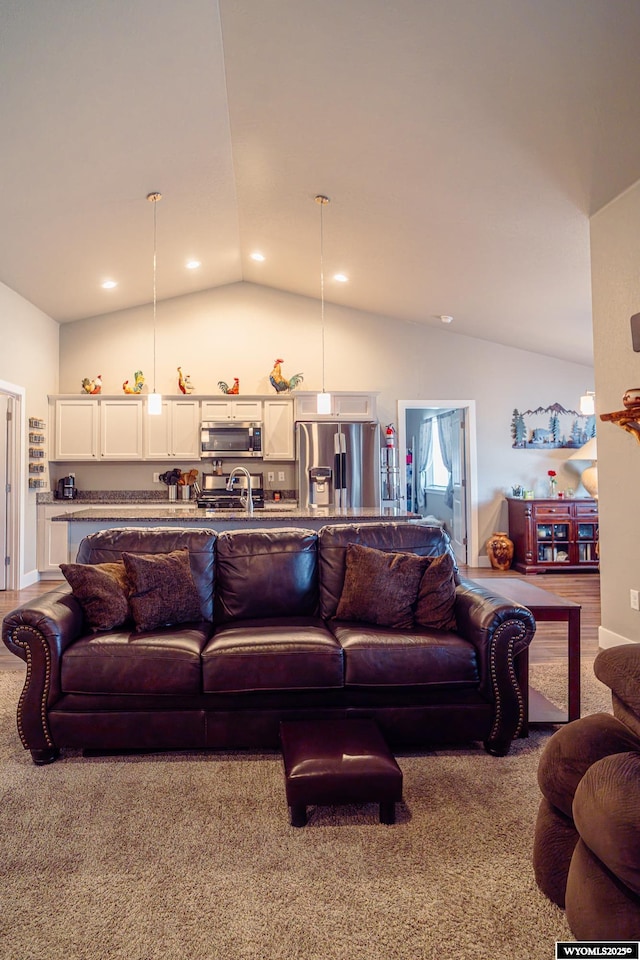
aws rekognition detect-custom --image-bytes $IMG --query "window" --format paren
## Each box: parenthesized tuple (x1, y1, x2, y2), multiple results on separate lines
(426, 418, 449, 489)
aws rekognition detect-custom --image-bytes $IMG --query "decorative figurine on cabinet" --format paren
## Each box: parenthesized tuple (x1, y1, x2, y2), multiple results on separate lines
(81, 375, 102, 395)
(177, 367, 195, 394)
(123, 371, 145, 394)
(218, 378, 240, 395)
(269, 359, 304, 393)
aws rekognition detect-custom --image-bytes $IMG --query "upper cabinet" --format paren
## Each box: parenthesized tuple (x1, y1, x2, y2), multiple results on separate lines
(54, 398, 143, 460)
(293, 392, 378, 421)
(54, 399, 99, 459)
(262, 399, 294, 460)
(144, 399, 200, 459)
(100, 399, 144, 460)
(201, 399, 263, 421)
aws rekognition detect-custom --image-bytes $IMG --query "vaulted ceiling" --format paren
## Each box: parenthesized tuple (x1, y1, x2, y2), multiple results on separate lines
(3, 0, 640, 366)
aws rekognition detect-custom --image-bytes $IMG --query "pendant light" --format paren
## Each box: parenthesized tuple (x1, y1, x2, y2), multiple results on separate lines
(315, 194, 331, 415)
(579, 391, 595, 415)
(147, 191, 163, 416)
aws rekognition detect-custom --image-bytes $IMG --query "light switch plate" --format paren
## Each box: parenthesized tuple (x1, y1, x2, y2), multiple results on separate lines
(631, 312, 640, 351)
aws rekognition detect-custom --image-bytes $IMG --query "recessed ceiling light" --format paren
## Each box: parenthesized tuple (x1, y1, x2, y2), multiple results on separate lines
(101, 280, 117, 289)
(250, 252, 265, 262)
(438, 315, 454, 324)
(186, 260, 201, 270)
(333, 273, 348, 283)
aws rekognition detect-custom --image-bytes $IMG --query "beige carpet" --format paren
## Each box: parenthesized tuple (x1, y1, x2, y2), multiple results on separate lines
(0, 663, 612, 960)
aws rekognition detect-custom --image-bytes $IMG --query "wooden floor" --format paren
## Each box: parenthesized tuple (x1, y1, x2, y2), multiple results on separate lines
(0, 569, 601, 672)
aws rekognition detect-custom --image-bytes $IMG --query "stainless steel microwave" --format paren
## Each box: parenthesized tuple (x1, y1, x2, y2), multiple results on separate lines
(200, 421, 263, 458)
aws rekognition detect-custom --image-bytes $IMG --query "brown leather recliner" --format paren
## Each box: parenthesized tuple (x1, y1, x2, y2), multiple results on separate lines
(533, 644, 640, 939)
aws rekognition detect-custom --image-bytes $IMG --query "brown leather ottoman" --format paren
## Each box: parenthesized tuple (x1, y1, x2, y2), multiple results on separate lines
(280, 718, 403, 826)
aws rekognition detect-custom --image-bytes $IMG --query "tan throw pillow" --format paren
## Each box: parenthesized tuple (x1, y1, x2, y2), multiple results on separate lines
(334, 542, 430, 629)
(60, 561, 131, 632)
(414, 552, 457, 630)
(122, 548, 202, 632)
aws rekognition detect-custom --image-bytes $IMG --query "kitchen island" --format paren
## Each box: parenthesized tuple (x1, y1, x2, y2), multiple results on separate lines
(51, 503, 423, 566)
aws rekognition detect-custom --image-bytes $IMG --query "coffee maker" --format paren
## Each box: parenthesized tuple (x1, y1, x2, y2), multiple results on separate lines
(55, 475, 78, 500)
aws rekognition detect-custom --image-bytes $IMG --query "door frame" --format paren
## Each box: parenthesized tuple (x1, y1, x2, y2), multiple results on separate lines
(397, 399, 479, 567)
(0, 379, 24, 590)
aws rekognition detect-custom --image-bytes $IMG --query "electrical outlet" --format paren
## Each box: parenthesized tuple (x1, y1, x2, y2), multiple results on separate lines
(153, 472, 161, 483)
(631, 589, 640, 611)
(267, 471, 275, 483)
(278, 471, 285, 482)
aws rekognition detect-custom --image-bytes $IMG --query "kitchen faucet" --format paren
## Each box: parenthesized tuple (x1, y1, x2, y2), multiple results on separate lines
(226, 466, 254, 515)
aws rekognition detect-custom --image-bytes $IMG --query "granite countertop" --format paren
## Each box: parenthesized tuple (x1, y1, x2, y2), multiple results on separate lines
(53, 505, 420, 522)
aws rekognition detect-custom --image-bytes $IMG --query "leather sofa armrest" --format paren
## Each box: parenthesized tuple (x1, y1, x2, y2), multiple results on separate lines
(2, 585, 85, 756)
(455, 576, 536, 752)
(594, 644, 640, 740)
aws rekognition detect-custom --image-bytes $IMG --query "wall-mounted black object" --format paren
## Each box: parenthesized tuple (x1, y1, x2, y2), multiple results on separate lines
(631, 312, 640, 351)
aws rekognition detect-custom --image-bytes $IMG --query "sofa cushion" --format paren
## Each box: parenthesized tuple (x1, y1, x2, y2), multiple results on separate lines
(318, 521, 457, 620)
(61, 624, 210, 695)
(75, 527, 217, 621)
(60, 560, 131, 631)
(215, 529, 319, 622)
(123, 549, 203, 631)
(330, 622, 478, 687)
(202, 617, 343, 692)
(335, 542, 429, 628)
(414, 553, 457, 630)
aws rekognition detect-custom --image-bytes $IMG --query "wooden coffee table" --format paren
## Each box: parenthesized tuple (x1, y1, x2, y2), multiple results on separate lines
(472, 577, 581, 733)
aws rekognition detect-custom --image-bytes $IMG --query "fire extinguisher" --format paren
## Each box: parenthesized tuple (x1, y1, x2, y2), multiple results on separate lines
(385, 424, 396, 448)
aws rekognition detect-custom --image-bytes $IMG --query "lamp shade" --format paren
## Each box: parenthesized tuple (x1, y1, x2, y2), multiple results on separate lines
(568, 437, 597, 461)
(568, 436, 597, 498)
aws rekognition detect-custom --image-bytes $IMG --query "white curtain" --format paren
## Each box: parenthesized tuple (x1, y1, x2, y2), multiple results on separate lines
(437, 412, 455, 508)
(417, 418, 433, 507)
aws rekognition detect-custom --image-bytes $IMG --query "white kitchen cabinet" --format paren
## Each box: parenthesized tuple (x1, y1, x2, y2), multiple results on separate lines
(101, 399, 144, 460)
(37, 504, 70, 576)
(201, 399, 263, 421)
(293, 392, 378, 421)
(144, 399, 200, 459)
(54, 399, 99, 459)
(262, 399, 294, 460)
(53, 398, 144, 460)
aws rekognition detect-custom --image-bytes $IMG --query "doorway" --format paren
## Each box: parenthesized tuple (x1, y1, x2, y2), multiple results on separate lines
(397, 400, 479, 567)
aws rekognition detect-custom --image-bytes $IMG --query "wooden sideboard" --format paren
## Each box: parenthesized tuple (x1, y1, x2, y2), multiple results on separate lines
(506, 497, 599, 574)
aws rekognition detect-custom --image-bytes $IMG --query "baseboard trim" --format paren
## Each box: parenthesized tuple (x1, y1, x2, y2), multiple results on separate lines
(599, 626, 637, 649)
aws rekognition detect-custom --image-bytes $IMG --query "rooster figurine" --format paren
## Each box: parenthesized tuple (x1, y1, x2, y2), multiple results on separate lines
(218, 378, 240, 395)
(269, 359, 303, 394)
(177, 367, 194, 395)
(123, 371, 145, 394)
(81, 375, 102, 395)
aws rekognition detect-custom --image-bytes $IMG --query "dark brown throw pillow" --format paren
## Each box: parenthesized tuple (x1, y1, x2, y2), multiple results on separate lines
(334, 542, 430, 629)
(414, 552, 457, 630)
(60, 561, 131, 632)
(122, 548, 202, 632)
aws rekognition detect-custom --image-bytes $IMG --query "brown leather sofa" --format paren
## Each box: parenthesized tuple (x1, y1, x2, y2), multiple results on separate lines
(534, 644, 640, 939)
(2, 522, 535, 765)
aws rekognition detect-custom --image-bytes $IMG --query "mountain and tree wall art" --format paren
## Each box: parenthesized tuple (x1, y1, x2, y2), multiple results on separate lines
(511, 402, 597, 449)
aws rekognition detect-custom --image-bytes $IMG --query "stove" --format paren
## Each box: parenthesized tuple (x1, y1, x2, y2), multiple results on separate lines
(196, 472, 264, 510)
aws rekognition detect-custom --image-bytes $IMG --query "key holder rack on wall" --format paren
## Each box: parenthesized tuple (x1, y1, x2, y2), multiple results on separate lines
(599, 315, 640, 443)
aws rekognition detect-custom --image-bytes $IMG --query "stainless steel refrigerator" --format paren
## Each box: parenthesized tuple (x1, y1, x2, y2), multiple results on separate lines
(296, 421, 381, 509)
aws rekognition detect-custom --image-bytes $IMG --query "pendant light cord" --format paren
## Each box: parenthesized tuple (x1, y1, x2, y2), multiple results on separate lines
(152, 200, 157, 394)
(315, 194, 330, 394)
(147, 191, 162, 395)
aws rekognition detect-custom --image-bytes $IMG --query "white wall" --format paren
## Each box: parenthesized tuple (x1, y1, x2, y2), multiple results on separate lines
(59, 281, 593, 558)
(591, 182, 640, 646)
(0, 281, 59, 583)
